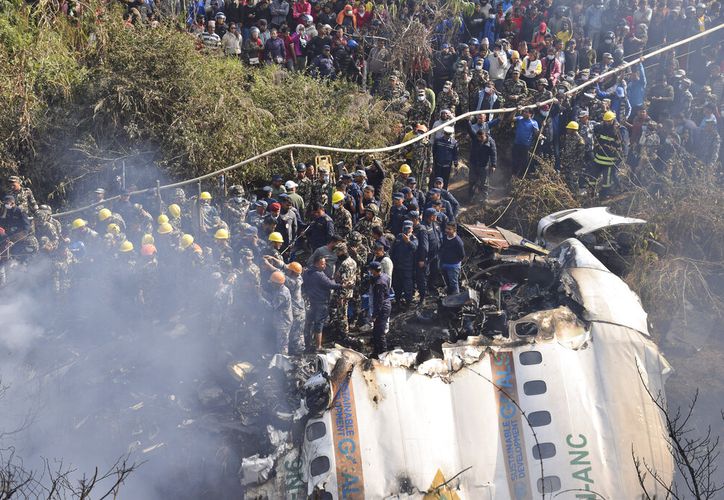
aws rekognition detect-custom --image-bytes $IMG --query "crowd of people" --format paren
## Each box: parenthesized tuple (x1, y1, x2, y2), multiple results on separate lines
(3, 0, 723, 358)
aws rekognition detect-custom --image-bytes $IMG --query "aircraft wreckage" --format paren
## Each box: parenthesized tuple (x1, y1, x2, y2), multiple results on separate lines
(241, 207, 674, 499)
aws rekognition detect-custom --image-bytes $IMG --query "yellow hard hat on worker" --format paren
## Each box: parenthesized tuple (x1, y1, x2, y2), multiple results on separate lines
(119, 240, 134, 253)
(603, 111, 616, 122)
(332, 191, 345, 204)
(168, 204, 181, 218)
(157, 222, 173, 234)
(214, 228, 229, 240)
(268, 232, 284, 243)
(98, 208, 112, 221)
(200, 191, 212, 200)
(399, 164, 412, 174)
(71, 218, 87, 229)
(566, 121, 579, 130)
(142, 233, 155, 245)
(107, 223, 121, 235)
(180, 233, 194, 249)
(157, 214, 169, 224)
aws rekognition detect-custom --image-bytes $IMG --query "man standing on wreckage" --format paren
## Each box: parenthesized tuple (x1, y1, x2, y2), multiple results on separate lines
(367, 260, 391, 358)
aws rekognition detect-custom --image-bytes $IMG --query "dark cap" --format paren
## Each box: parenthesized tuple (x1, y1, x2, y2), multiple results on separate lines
(424, 207, 438, 218)
(243, 226, 259, 236)
(408, 210, 420, 219)
(322, 44, 331, 50)
(406, 176, 417, 184)
(3, 194, 14, 202)
(272, 174, 283, 181)
(402, 220, 414, 229)
(400, 187, 411, 194)
(433, 177, 444, 184)
(368, 261, 382, 271)
(262, 186, 273, 193)
(430, 188, 442, 195)
(393, 193, 404, 200)
(295, 163, 307, 172)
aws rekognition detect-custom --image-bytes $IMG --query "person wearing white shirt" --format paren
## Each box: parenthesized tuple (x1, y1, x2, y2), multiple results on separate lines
(486, 43, 510, 86)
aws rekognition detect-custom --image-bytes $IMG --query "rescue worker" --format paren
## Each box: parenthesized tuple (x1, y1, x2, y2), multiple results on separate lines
(353, 203, 382, 247)
(212, 228, 234, 271)
(592, 110, 623, 195)
(193, 191, 219, 240)
(293, 163, 313, 210)
(6, 176, 38, 215)
(284, 261, 305, 354)
(430, 178, 460, 217)
(262, 271, 294, 355)
(436, 81, 460, 116)
(0, 195, 35, 260)
(390, 220, 418, 307)
(367, 260, 391, 358)
(302, 255, 344, 351)
(331, 191, 352, 238)
(222, 185, 250, 235)
(309, 167, 330, 209)
(262, 231, 286, 279)
(466, 121, 497, 201)
(439, 222, 465, 295)
(306, 201, 335, 251)
(560, 121, 587, 193)
(407, 89, 433, 127)
(502, 68, 528, 103)
(387, 193, 408, 236)
(393, 163, 412, 193)
(431, 126, 459, 189)
(329, 243, 357, 339)
(97, 208, 126, 233)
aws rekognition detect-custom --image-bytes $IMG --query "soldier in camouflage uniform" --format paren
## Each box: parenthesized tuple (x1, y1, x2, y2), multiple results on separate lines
(284, 262, 306, 354)
(468, 65, 490, 107)
(560, 121, 587, 193)
(502, 69, 528, 103)
(353, 204, 383, 248)
(222, 185, 250, 235)
(347, 230, 368, 326)
(533, 78, 553, 102)
(408, 129, 433, 189)
(293, 163, 313, 212)
(329, 244, 357, 339)
(331, 192, 353, 238)
(42, 239, 74, 295)
(34, 206, 61, 251)
(310, 167, 331, 211)
(452, 61, 472, 114)
(407, 89, 433, 127)
(7, 176, 38, 216)
(436, 81, 460, 116)
(380, 71, 407, 111)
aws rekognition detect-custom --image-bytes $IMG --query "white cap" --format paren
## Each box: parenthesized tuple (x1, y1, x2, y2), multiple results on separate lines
(443, 126, 455, 134)
(284, 180, 298, 189)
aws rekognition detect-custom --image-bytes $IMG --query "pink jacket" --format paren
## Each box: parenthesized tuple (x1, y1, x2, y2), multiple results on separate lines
(541, 56, 561, 86)
(292, 1, 311, 23)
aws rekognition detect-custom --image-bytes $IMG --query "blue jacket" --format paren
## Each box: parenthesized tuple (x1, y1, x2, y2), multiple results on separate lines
(390, 233, 418, 272)
(439, 234, 465, 265)
(370, 273, 392, 315)
(306, 214, 334, 251)
(432, 137, 459, 167)
(302, 267, 342, 303)
(627, 64, 647, 108)
(388, 205, 408, 235)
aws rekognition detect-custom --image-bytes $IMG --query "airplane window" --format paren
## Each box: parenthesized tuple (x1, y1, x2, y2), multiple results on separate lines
(532, 442, 556, 459)
(528, 411, 552, 427)
(537, 475, 562, 493)
(310, 456, 330, 476)
(524, 380, 547, 396)
(519, 351, 542, 365)
(515, 322, 539, 337)
(306, 422, 326, 441)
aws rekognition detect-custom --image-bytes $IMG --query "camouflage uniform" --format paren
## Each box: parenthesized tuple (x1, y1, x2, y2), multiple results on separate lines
(407, 98, 433, 127)
(409, 139, 433, 188)
(380, 79, 406, 101)
(35, 213, 61, 251)
(559, 132, 587, 192)
(223, 196, 251, 234)
(296, 177, 313, 209)
(310, 179, 330, 210)
(284, 272, 306, 354)
(347, 232, 368, 325)
(468, 68, 490, 105)
(49, 246, 74, 295)
(11, 187, 38, 215)
(452, 63, 471, 114)
(330, 254, 357, 336)
(436, 88, 460, 116)
(332, 205, 353, 238)
(353, 215, 383, 247)
(502, 79, 528, 103)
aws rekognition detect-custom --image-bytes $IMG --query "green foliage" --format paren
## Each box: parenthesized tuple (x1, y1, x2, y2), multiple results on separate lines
(0, 1, 396, 202)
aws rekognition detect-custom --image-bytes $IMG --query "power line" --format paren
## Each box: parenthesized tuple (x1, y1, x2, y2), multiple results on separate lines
(52, 23, 724, 219)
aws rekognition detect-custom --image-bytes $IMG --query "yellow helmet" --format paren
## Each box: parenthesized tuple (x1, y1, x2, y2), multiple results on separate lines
(119, 240, 134, 253)
(332, 191, 345, 204)
(98, 208, 112, 221)
(180, 233, 194, 249)
(142, 233, 155, 245)
(268, 232, 284, 243)
(157, 214, 169, 224)
(603, 111, 616, 122)
(566, 121, 579, 130)
(168, 203, 181, 218)
(269, 270, 286, 284)
(214, 228, 229, 240)
(158, 222, 173, 235)
(107, 223, 121, 235)
(71, 218, 87, 230)
(399, 164, 412, 174)
(200, 191, 212, 200)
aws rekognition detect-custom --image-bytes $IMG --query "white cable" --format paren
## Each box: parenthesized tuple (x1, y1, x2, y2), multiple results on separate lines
(53, 23, 723, 218)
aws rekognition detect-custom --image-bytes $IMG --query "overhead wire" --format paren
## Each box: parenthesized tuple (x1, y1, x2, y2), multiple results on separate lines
(51, 23, 724, 220)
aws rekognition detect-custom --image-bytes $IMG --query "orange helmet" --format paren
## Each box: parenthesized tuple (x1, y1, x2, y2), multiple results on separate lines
(270, 271, 286, 285)
(287, 262, 303, 275)
(415, 124, 428, 133)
